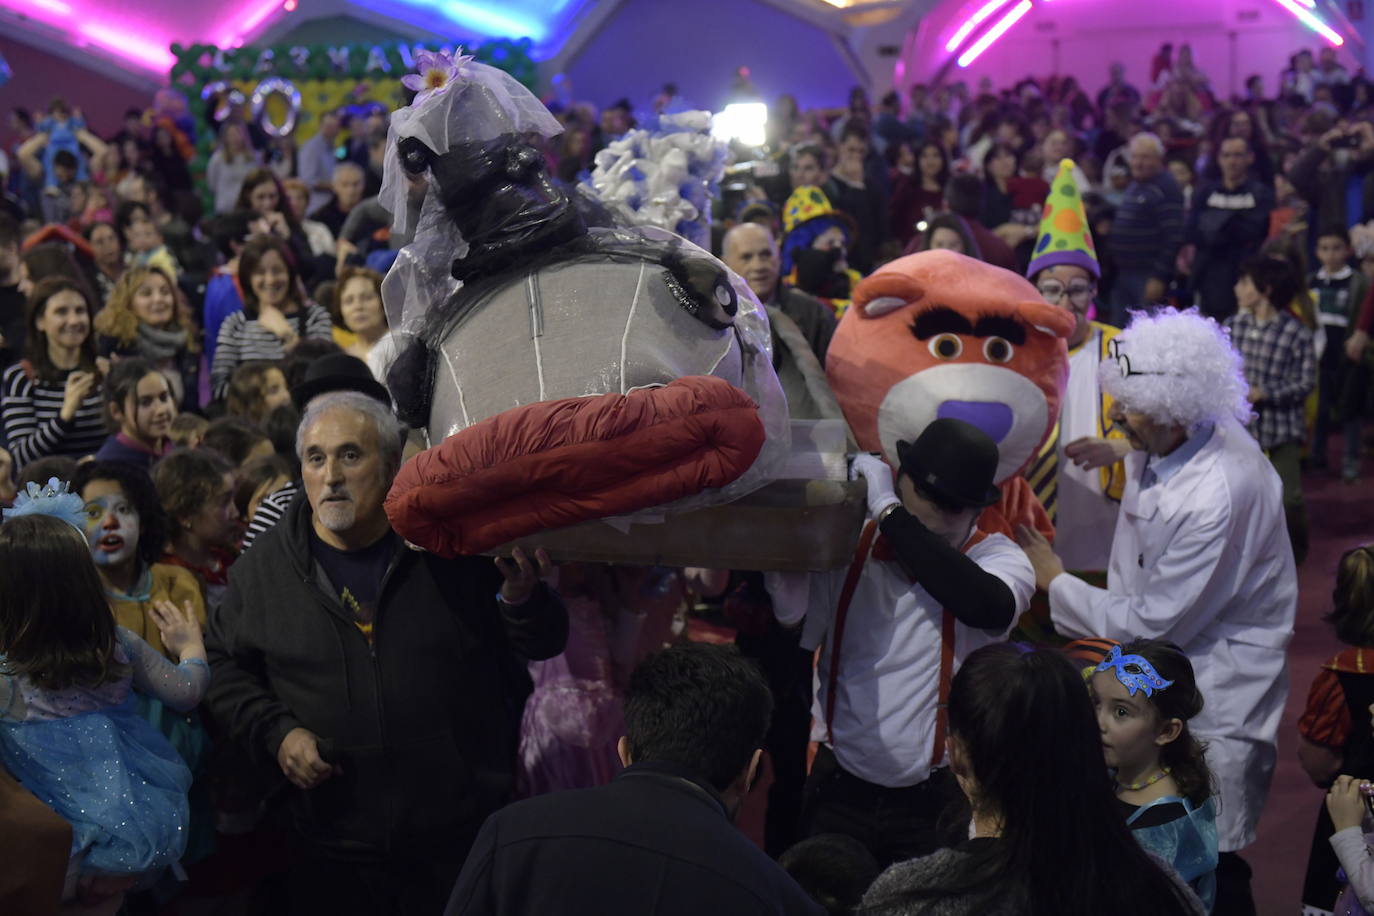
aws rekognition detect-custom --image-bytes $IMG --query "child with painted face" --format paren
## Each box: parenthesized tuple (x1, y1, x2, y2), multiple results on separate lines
(72, 461, 206, 661)
(92, 359, 177, 471)
(1089, 640, 1219, 909)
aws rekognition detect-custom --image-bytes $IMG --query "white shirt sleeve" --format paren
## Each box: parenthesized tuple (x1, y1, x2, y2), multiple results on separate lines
(1049, 498, 1231, 645)
(1331, 827, 1374, 912)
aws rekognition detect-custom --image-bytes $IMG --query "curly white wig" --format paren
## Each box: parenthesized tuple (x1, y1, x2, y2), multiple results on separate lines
(1098, 307, 1252, 429)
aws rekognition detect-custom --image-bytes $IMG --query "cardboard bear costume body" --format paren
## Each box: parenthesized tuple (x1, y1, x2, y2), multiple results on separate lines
(378, 58, 788, 556)
(826, 249, 1074, 538)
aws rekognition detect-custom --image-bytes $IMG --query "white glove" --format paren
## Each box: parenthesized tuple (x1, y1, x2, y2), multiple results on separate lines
(850, 453, 901, 520)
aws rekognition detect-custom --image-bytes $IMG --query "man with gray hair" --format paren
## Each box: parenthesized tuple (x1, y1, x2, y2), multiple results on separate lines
(207, 389, 568, 915)
(1106, 132, 1185, 325)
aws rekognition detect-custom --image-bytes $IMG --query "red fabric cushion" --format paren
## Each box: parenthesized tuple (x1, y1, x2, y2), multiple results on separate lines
(386, 375, 765, 557)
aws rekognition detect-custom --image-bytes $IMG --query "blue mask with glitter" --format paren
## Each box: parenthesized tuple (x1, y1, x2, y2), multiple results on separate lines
(1095, 645, 1174, 697)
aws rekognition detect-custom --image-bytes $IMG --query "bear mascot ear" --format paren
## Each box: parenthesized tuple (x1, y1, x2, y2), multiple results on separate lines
(1016, 300, 1077, 340)
(854, 273, 924, 318)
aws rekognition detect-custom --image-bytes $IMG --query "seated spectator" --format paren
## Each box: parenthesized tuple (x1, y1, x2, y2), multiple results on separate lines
(823, 124, 885, 274)
(861, 643, 1205, 916)
(20, 242, 95, 304)
(206, 122, 259, 215)
(309, 162, 366, 238)
(331, 266, 394, 376)
(199, 416, 273, 468)
(94, 266, 200, 411)
(445, 643, 823, 916)
(282, 178, 336, 257)
(889, 141, 947, 249)
(83, 221, 124, 306)
(234, 168, 318, 281)
(780, 186, 862, 314)
(914, 213, 977, 255)
(1, 277, 105, 465)
(72, 460, 206, 659)
(115, 201, 179, 282)
(209, 235, 333, 398)
(201, 210, 252, 366)
(152, 448, 241, 612)
(780, 834, 880, 916)
(0, 213, 24, 371)
(92, 358, 176, 470)
(907, 174, 1018, 272)
(225, 360, 291, 426)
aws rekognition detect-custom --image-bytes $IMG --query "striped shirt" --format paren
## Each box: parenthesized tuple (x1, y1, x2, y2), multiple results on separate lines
(1225, 310, 1316, 449)
(1, 362, 107, 466)
(242, 480, 299, 550)
(209, 303, 334, 397)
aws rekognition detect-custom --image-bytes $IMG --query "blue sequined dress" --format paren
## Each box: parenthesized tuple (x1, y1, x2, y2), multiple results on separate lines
(1128, 794, 1220, 912)
(0, 627, 209, 877)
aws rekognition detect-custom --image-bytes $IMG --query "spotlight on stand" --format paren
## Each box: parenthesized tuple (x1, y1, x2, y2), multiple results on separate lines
(712, 102, 769, 149)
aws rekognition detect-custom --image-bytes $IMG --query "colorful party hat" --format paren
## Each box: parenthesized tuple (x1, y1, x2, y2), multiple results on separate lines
(1026, 158, 1099, 280)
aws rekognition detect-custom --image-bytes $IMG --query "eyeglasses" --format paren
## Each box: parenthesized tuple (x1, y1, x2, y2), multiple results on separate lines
(1107, 338, 1168, 379)
(1037, 281, 1095, 306)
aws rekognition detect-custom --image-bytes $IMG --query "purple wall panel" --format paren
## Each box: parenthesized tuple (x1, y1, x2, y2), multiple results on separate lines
(562, 0, 857, 115)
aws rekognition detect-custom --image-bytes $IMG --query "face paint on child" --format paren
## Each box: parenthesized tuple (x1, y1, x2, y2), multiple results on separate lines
(82, 487, 141, 567)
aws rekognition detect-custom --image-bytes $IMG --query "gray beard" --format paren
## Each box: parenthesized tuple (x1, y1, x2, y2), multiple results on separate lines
(316, 500, 357, 532)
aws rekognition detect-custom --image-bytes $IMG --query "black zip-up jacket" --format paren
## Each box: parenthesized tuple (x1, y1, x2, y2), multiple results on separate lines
(205, 493, 568, 861)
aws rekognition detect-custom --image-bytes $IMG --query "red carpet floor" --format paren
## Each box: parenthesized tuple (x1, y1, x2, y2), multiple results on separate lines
(1247, 453, 1374, 915)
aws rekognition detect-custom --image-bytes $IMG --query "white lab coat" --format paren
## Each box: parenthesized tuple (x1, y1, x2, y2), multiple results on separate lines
(1048, 417, 1296, 852)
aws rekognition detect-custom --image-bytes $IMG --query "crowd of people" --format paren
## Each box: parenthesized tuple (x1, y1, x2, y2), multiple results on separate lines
(0, 36, 1370, 916)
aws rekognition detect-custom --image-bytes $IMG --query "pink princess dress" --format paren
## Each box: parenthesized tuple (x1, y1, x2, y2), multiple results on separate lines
(516, 565, 682, 797)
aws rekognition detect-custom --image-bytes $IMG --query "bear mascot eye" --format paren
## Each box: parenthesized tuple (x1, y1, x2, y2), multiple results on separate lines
(983, 336, 1015, 364)
(928, 333, 963, 360)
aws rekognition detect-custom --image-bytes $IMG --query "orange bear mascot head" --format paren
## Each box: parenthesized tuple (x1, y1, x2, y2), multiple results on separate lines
(827, 249, 1075, 537)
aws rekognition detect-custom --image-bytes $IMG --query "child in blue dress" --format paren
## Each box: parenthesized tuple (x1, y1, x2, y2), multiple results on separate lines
(0, 483, 208, 912)
(1090, 639, 1219, 911)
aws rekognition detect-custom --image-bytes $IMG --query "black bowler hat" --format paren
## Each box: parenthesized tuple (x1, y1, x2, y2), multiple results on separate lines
(291, 352, 391, 411)
(895, 418, 1002, 510)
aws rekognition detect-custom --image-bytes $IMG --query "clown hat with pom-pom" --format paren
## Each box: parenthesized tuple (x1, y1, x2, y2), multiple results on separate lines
(1026, 158, 1099, 280)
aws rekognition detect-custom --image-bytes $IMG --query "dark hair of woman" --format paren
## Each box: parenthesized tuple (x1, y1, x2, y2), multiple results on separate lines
(233, 168, 301, 232)
(865, 643, 1199, 915)
(24, 276, 99, 381)
(914, 141, 951, 191)
(1326, 545, 1374, 647)
(233, 453, 291, 519)
(236, 234, 304, 318)
(0, 513, 128, 691)
(71, 460, 169, 569)
(21, 243, 96, 303)
(1115, 639, 1214, 806)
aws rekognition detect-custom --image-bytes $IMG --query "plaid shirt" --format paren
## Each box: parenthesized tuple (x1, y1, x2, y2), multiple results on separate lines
(1225, 310, 1316, 449)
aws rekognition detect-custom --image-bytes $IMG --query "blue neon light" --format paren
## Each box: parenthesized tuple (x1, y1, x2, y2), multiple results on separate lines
(349, 0, 577, 45)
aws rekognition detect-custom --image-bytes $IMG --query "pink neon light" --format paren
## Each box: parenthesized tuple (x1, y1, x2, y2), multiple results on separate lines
(958, 0, 1033, 67)
(945, 0, 1014, 52)
(30, 0, 71, 13)
(1271, 0, 1343, 44)
(217, 0, 283, 47)
(78, 22, 175, 70)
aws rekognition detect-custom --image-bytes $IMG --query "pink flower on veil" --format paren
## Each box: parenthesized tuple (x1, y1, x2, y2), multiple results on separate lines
(401, 48, 474, 105)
